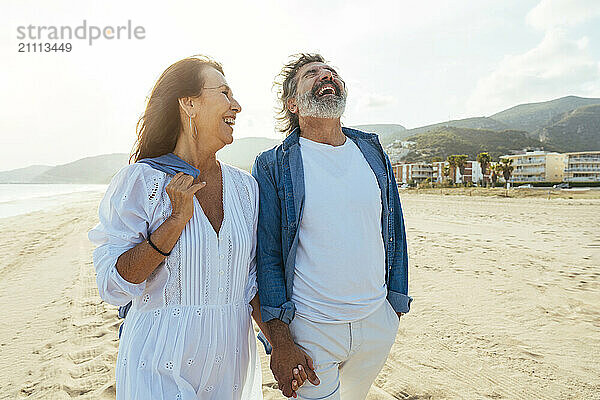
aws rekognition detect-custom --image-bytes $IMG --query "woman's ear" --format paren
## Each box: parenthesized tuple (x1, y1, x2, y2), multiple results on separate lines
(178, 97, 195, 118)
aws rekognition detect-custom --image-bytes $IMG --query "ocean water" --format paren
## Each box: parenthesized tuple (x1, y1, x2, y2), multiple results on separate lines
(0, 184, 107, 219)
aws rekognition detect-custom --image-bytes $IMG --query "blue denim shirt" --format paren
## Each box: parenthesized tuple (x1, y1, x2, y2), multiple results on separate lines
(251, 127, 412, 324)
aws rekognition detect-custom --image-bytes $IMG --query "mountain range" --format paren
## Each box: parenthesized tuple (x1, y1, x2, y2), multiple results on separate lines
(0, 138, 280, 184)
(383, 95, 600, 163)
(1, 95, 598, 183)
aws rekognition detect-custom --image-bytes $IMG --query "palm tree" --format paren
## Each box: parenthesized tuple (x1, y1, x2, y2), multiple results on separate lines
(477, 152, 492, 187)
(442, 164, 450, 184)
(446, 155, 457, 185)
(497, 158, 514, 188)
(490, 163, 499, 186)
(448, 155, 468, 185)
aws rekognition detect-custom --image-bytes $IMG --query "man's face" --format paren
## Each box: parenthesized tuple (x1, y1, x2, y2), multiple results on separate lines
(291, 62, 347, 119)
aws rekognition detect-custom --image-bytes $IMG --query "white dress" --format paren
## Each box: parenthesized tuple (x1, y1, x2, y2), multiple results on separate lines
(88, 162, 262, 400)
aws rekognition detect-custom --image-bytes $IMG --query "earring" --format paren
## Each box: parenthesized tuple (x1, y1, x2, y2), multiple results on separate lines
(189, 116, 198, 140)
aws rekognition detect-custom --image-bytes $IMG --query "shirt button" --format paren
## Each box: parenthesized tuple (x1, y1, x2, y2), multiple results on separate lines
(218, 287, 224, 293)
(220, 270, 224, 275)
(390, 207, 393, 212)
(220, 254, 224, 260)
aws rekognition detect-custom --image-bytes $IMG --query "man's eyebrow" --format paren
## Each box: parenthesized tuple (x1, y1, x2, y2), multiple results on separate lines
(302, 68, 318, 77)
(302, 66, 338, 77)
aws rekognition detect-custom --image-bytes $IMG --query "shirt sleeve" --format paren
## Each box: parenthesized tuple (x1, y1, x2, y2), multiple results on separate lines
(88, 164, 152, 306)
(245, 175, 259, 305)
(251, 153, 296, 324)
(384, 152, 413, 314)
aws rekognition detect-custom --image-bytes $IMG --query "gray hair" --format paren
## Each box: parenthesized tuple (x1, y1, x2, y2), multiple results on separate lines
(274, 53, 326, 135)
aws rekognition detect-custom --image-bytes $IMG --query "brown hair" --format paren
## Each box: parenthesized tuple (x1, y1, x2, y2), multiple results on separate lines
(274, 53, 325, 135)
(130, 55, 224, 163)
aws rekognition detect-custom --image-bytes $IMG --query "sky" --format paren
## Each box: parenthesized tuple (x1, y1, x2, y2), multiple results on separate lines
(1, 0, 600, 171)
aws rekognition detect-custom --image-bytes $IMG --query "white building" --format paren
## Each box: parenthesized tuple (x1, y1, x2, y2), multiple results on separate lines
(393, 160, 488, 185)
(501, 151, 565, 183)
(563, 151, 600, 183)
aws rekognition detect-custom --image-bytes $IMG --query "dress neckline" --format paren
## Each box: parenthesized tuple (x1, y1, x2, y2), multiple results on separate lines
(192, 162, 227, 238)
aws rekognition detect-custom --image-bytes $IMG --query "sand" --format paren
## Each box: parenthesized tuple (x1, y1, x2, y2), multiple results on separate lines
(0, 192, 598, 399)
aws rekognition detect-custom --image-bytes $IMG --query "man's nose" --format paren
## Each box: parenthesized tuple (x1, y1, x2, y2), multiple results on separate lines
(319, 69, 334, 81)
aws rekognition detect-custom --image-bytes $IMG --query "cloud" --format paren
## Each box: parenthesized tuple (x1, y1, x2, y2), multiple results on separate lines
(362, 94, 398, 108)
(466, 0, 600, 116)
(527, 0, 600, 30)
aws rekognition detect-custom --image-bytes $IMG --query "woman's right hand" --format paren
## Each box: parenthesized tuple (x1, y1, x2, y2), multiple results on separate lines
(165, 172, 206, 224)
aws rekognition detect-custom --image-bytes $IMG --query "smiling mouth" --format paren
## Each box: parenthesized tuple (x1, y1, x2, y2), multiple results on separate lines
(224, 117, 235, 126)
(315, 83, 338, 97)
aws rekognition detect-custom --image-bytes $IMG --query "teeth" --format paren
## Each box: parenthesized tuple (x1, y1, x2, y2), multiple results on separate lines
(224, 117, 235, 125)
(318, 85, 335, 95)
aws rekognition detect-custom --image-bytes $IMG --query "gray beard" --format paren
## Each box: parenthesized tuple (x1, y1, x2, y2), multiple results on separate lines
(296, 90, 346, 119)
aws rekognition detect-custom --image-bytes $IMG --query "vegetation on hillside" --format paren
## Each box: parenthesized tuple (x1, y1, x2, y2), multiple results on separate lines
(397, 127, 546, 163)
(537, 104, 600, 152)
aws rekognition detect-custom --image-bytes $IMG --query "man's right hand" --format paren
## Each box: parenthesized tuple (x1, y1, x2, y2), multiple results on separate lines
(270, 343, 319, 398)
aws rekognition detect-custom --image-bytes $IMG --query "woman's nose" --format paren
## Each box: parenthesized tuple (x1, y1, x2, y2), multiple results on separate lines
(231, 97, 242, 113)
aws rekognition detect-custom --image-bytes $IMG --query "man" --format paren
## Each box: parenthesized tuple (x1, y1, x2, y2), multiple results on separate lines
(252, 53, 412, 399)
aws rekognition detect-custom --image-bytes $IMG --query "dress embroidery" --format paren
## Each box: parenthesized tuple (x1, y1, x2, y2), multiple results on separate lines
(230, 168, 254, 234)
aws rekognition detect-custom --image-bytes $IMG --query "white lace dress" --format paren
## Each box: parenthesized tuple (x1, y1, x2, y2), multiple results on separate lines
(88, 162, 262, 400)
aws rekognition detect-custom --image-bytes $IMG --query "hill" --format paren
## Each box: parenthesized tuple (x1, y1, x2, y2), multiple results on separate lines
(536, 104, 600, 152)
(217, 137, 280, 171)
(385, 96, 600, 161)
(0, 165, 52, 184)
(396, 127, 546, 163)
(349, 124, 408, 145)
(491, 96, 600, 133)
(405, 117, 511, 136)
(0, 137, 281, 184)
(31, 153, 129, 184)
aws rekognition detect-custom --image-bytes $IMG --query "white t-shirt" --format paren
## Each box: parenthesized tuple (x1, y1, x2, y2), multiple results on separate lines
(291, 136, 387, 323)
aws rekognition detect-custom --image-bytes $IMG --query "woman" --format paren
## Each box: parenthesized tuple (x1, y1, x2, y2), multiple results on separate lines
(88, 55, 269, 399)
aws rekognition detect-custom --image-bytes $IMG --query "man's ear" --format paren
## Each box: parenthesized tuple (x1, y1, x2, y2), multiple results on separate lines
(287, 97, 298, 114)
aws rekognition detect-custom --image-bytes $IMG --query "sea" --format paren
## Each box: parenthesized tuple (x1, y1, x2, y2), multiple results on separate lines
(0, 184, 107, 219)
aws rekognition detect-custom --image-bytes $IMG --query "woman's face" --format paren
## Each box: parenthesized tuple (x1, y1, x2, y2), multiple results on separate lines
(191, 67, 242, 148)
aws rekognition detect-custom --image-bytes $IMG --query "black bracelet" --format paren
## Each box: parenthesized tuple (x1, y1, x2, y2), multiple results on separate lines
(147, 232, 171, 256)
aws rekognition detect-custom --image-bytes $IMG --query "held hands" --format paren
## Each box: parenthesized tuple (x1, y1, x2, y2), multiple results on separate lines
(165, 172, 206, 224)
(271, 343, 319, 398)
(291, 363, 312, 395)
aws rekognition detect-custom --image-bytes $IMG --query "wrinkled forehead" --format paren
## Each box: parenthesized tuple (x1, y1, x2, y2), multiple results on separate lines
(296, 62, 339, 80)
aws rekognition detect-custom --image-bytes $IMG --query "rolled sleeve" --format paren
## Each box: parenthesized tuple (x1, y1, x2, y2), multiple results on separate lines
(260, 301, 296, 325)
(109, 264, 147, 297)
(387, 289, 413, 314)
(88, 164, 151, 306)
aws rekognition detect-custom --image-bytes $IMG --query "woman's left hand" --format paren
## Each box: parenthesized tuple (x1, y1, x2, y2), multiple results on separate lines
(291, 363, 309, 393)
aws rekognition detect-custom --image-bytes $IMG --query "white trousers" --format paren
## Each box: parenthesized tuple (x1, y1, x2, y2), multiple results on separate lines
(289, 300, 399, 400)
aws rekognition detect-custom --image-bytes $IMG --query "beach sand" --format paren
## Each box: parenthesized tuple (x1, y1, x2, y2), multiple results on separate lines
(0, 192, 598, 399)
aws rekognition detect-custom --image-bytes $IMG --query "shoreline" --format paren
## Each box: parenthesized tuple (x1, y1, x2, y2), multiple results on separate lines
(400, 186, 600, 200)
